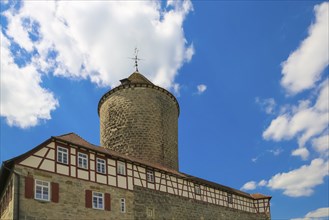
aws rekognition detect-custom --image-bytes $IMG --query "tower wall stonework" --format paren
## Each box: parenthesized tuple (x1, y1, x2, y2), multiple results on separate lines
(99, 85, 179, 170)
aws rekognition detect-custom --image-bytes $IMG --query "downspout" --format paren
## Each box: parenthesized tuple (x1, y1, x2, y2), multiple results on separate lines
(14, 172, 20, 220)
(3, 164, 20, 220)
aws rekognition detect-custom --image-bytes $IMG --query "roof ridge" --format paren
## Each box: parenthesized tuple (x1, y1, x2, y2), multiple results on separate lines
(250, 193, 272, 199)
(55, 132, 75, 137)
(73, 133, 99, 147)
(53, 132, 99, 148)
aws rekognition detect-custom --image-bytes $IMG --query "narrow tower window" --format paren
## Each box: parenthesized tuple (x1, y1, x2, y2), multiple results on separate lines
(227, 193, 233, 204)
(120, 198, 126, 213)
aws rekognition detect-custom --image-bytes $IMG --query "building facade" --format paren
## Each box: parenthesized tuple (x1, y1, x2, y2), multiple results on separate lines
(0, 72, 271, 220)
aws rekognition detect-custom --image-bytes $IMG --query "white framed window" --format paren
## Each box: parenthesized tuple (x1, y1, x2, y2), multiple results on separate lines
(97, 158, 106, 174)
(92, 192, 104, 210)
(195, 184, 201, 195)
(78, 152, 88, 169)
(35, 180, 50, 201)
(117, 161, 126, 175)
(120, 198, 126, 213)
(57, 146, 68, 164)
(146, 170, 154, 183)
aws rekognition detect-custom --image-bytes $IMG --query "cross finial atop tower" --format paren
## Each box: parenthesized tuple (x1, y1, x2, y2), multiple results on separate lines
(130, 48, 142, 72)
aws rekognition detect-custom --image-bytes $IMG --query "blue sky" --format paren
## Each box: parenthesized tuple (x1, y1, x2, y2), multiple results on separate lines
(1, 1, 328, 219)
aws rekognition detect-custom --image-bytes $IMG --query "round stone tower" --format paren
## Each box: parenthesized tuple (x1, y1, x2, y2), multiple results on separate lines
(98, 72, 179, 170)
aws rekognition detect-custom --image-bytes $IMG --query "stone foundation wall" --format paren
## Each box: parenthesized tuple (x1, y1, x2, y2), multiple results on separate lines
(16, 165, 134, 220)
(133, 186, 269, 220)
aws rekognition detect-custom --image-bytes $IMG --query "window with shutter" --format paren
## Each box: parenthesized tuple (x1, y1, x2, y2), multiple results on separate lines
(105, 193, 111, 211)
(51, 182, 59, 203)
(35, 180, 50, 201)
(92, 192, 104, 209)
(25, 176, 34, 199)
(85, 190, 92, 208)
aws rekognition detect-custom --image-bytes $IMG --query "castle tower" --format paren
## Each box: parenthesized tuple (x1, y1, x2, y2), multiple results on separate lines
(98, 72, 179, 170)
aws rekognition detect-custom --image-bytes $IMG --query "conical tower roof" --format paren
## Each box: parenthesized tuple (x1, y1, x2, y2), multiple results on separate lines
(120, 71, 154, 85)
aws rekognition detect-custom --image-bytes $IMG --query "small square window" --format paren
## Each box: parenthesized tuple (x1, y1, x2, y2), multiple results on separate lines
(146, 170, 154, 183)
(97, 158, 106, 174)
(35, 180, 50, 201)
(120, 198, 126, 213)
(78, 152, 88, 169)
(195, 185, 201, 195)
(117, 161, 126, 176)
(57, 146, 68, 164)
(93, 192, 104, 210)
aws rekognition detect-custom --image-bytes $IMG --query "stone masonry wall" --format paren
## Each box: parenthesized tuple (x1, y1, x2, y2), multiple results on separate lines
(134, 186, 269, 220)
(0, 174, 15, 220)
(99, 86, 179, 170)
(16, 165, 134, 220)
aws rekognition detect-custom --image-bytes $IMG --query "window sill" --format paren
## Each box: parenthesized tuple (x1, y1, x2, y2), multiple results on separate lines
(35, 198, 50, 203)
(57, 161, 69, 166)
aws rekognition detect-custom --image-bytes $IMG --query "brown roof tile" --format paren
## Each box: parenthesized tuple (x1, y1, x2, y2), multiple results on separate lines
(251, 193, 272, 199)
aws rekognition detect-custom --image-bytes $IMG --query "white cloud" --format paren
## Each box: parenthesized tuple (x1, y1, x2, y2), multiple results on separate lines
(268, 148, 283, 156)
(260, 2, 329, 199)
(292, 207, 329, 220)
(305, 207, 329, 219)
(241, 181, 257, 191)
(291, 147, 309, 160)
(255, 97, 276, 114)
(281, 2, 329, 94)
(258, 180, 267, 187)
(173, 83, 181, 96)
(3, 1, 194, 89)
(197, 84, 207, 94)
(312, 134, 329, 157)
(0, 32, 59, 128)
(267, 158, 329, 197)
(251, 157, 258, 163)
(263, 80, 329, 149)
(241, 179, 268, 191)
(1, 0, 194, 128)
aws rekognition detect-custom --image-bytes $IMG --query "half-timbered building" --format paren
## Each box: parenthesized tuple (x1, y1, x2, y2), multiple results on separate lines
(0, 72, 271, 219)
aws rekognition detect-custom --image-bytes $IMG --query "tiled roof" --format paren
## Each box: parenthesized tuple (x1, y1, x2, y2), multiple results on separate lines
(53, 133, 270, 200)
(250, 193, 272, 199)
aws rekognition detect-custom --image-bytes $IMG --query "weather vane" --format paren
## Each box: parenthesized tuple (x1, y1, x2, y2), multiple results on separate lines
(129, 48, 143, 72)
